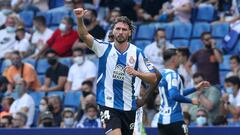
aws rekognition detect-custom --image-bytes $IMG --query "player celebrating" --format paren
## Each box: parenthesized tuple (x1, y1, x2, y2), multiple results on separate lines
(158, 49, 209, 135)
(74, 8, 158, 135)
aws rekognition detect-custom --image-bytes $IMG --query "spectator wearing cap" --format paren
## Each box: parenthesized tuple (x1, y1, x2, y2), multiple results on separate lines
(12, 112, 28, 128)
(35, 16, 78, 58)
(41, 49, 69, 92)
(38, 111, 54, 128)
(9, 80, 35, 127)
(5, 51, 41, 93)
(0, 96, 14, 118)
(76, 104, 101, 128)
(60, 108, 77, 128)
(30, 16, 53, 57)
(13, 26, 30, 57)
(65, 48, 96, 92)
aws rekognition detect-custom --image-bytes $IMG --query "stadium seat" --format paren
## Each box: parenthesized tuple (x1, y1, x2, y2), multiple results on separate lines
(29, 91, 46, 107)
(64, 91, 81, 110)
(36, 59, 49, 75)
(171, 39, 189, 48)
(23, 58, 36, 67)
(50, 11, 69, 26)
(219, 55, 231, 70)
(196, 5, 215, 22)
(59, 57, 73, 68)
(189, 39, 204, 53)
(38, 75, 45, 85)
(47, 91, 64, 100)
(49, 0, 64, 9)
(211, 23, 229, 38)
(36, 12, 52, 26)
(134, 39, 152, 50)
(155, 23, 174, 40)
(173, 22, 192, 39)
(192, 22, 211, 38)
(19, 11, 34, 27)
(135, 23, 156, 40)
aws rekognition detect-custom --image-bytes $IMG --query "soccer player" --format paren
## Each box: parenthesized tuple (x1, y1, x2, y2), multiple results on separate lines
(74, 8, 158, 135)
(158, 49, 209, 135)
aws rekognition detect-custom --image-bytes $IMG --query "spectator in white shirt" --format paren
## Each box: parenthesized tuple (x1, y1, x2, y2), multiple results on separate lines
(226, 55, 240, 78)
(9, 80, 35, 127)
(31, 16, 53, 56)
(65, 48, 97, 92)
(144, 28, 175, 72)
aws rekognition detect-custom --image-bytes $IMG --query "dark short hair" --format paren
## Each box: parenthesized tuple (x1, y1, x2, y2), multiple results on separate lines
(225, 76, 240, 88)
(85, 103, 97, 112)
(193, 72, 205, 79)
(63, 16, 74, 27)
(34, 16, 46, 26)
(230, 55, 240, 63)
(154, 28, 165, 36)
(178, 47, 190, 59)
(87, 9, 98, 18)
(44, 49, 57, 56)
(163, 48, 177, 62)
(3, 96, 14, 106)
(82, 80, 93, 88)
(201, 32, 211, 39)
(0, 76, 9, 85)
(12, 51, 21, 57)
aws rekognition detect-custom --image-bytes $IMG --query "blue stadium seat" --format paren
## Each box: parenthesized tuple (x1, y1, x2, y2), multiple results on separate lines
(189, 39, 204, 53)
(23, 58, 36, 67)
(155, 23, 174, 40)
(36, 59, 49, 75)
(32, 108, 39, 127)
(49, 0, 64, 9)
(36, 12, 51, 26)
(19, 11, 34, 27)
(196, 5, 215, 22)
(50, 11, 69, 26)
(211, 23, 229, 38)
(29, 91, 46, 107)
(134, 40, 152, 50)
(220, 70, 230, 85)
(135, 23, 156, 40)
(171, 39, 189, 48)
(220, 55, 231, 70)
(173, 22, 192, 39)
(38, 75, 45, 85)
(47, 91, 64, 100)
(59, 57, 73, 68)
(64, 91, 81, 110)
(192, 22, 211, 38)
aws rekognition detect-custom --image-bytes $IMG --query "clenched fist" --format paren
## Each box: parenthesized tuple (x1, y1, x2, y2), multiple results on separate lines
(74, 8, 87, 18)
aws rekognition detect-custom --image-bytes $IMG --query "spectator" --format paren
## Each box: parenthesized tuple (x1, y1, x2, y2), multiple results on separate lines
(48, 95, 62, 127)
(80, 80, 94, 97)
(30, 16, 53, 56)
(36, 16, 78, 58)
(140, 0, 167, 18)
(39, 97, 49, 113)
(0, 115, 12, 128)
(0, 96, 14, 118)
(0, 13, 20, 58)
(60, 108, 76, 128)
(65, 48, 96, 92)
(183, 111, 191, 125)
(144, 28, 175, 71)
(12, 112, 28, 128)
(76, 104, 101, 128)
(5, 51, 41, 93)
(9, 80, 35, 127)
(38, 111, 54, 128)
(41, 49, 69, 92)
(226, 55, 240, 78)
(11, 0, 40, 14)
(187, 32, 223, 85)
(212, 115, 228, 126)
(13, 26, 31, 57)
(188, 73, 221, 123)
(221, 76, 240, 122)
(192, 108, 209, 126)
(178, 47, 194, 89)
(0, 76, 9, 102)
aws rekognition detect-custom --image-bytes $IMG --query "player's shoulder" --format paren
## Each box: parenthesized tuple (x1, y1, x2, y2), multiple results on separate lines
(162, 69, 178, 78)
(94, 38, 110, 46)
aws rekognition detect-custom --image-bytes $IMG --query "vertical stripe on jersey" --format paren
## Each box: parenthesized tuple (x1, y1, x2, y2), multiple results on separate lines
(113, 53, 127, 110)
(96, 44, 112, 106)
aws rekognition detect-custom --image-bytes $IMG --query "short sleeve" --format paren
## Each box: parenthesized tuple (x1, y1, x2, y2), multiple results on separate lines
(91, 39, 109, 57)
(59, 65, 69, 77)
(138, 51, 154, 73)
(45, 68, 51, 78)
(67, 66, 74, 82)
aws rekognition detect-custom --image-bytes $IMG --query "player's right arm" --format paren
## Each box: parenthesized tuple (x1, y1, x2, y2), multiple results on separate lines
(74, 8, 94, 49)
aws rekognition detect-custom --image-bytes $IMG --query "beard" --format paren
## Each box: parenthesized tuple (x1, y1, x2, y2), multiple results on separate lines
(115, 35, 128, 43)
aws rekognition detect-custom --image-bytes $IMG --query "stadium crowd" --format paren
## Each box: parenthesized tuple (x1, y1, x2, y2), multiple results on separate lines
(0, 0, 240, 131)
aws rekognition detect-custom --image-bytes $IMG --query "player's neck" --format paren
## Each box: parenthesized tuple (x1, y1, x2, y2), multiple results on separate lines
(114, 41, 129, 53)
(165, 64, 177, 71)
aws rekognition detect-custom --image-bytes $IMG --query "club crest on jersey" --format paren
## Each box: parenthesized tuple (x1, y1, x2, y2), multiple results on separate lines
(129, 56, 135, 64)
(113, 64, 125, 81)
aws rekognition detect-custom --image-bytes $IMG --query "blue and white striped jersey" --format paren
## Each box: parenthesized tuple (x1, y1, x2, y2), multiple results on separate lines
(92, 39, 154, 111)
(158, 69, 190, 124)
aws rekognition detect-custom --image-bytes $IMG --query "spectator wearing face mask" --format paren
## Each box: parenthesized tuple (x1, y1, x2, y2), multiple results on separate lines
(191, 108, 209, 127)
(144, 28, 175, 71)
(35, 16, 78, 58)
(12, 112, 28, 128)
(76, 104, 101, 128)
(4, 51, 41, 93)
(0, 115, 12, 128)
(41, 49, 69, 92)
(65, 48, 96, 92)
(9, 80, 35, 127)
(60, 108, 76, 128)
(39, 97, 49, 113)
(13, 26, 30, 57)
(38, 111, 54, 128)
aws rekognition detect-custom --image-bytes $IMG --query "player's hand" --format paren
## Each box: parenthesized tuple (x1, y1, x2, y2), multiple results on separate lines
(74, 8, 88, 19)
(191, 98, 199, 105)
(195, 81, 210, 91)
(124, 65, 138, 76)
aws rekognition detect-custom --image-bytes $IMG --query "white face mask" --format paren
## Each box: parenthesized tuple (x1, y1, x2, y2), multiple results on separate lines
(64, 118, 74, 127)
(225, 87, 233, 95)
(39, 105, 47, 112)
(157, 38, 166, 48)
(6, 26, 15, 33)
(196, 116, 207, 126)
(59, 23, 67, 32)
(73, 56, 84, 65)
